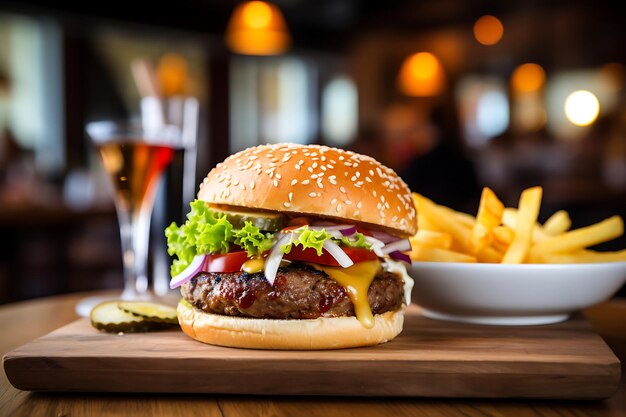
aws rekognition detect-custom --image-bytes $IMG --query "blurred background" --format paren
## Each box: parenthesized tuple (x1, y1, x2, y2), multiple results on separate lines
(0, 0, 624, 304)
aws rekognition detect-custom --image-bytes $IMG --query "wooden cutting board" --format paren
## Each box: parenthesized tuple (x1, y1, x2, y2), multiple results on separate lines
(3, 305, 620, 399)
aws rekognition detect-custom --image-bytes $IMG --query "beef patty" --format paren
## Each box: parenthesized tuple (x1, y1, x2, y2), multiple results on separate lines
(181, 263, 405, 320)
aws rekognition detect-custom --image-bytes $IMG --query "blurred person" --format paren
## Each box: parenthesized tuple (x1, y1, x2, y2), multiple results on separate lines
(602, 110, 626, 192)
(0, 70, 55, 206)
(381, 100, 479, 212)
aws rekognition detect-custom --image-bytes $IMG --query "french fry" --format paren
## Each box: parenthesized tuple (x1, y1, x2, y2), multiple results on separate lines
(410, 188, 625, 265)
(413, 194, 472, 252)
(451, 211, 476, 228)
(409, 245, 477, 263)
(413, 193, 502, 263)
(471, 187, 504, 253)
(529, 249, 626, 264)
(543, 210, 571, 236)
(529, 216, 624, 256)
(502, 186, 543, 264)
(502, 207, 549, 243)
(410, 230, 453, 249)
(491, 225, 514, 252)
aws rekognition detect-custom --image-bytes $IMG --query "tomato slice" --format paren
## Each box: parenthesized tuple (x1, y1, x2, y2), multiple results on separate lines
(284, 246, 377, 267)
(204, 251, 249, 273)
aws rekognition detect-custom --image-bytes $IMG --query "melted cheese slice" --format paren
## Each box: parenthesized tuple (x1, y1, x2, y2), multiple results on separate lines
(310, 260, 381, 329)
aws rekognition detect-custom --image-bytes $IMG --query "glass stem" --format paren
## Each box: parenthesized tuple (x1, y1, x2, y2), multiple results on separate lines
(117, 184, 160, 300)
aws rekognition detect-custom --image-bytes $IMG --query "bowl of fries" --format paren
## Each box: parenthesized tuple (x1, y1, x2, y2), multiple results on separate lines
(407, 187, 626, 325)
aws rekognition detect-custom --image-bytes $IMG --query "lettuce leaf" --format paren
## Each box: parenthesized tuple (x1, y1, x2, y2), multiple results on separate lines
(280, 226, 371, 255)
(281, 227, 329, 255)
(234, 221, 275, 256)
(338, 232, 370, 249)
(166, 201, 374, 276)
(165, 200, 274, 276)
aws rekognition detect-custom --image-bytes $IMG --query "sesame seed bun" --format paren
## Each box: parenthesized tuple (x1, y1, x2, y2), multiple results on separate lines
(197, 144, 417, 236)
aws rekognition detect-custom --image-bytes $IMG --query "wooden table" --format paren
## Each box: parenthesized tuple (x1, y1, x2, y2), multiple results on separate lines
(1, 292, 625, 417)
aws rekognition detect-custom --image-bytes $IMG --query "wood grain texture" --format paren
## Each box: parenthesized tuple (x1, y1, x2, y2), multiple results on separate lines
(1, 293, 625, 417)
(3, 304, 620, 399)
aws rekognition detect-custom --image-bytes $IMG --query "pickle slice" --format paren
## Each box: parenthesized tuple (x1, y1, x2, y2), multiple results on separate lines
(90, 301, 175, 333)
(118, 301, 178, 324)
(211, 208, 287, 231)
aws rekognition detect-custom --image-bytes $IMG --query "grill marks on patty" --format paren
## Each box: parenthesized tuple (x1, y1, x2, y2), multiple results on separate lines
(181, 264, 405, 320)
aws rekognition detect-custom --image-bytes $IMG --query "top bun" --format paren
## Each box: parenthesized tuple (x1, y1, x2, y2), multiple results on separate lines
(198, 144, 417, 236)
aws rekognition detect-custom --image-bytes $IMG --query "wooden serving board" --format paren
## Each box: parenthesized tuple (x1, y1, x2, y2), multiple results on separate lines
(3, 305, 621, 399)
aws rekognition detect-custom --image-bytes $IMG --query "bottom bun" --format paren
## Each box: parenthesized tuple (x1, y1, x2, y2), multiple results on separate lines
(177, 301, 405, 350)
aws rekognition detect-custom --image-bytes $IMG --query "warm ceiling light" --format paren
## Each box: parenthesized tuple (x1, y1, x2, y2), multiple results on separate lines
(397, 52, 446, 97)
(157, 53, 188, 97)
(511, 63, 546, 93)
(226, 1, 291, 56)
(473, 15, 504, 46)
(564, 90, 600, 126)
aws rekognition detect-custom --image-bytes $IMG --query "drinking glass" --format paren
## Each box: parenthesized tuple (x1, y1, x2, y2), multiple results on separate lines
(76, 121, 181, 315)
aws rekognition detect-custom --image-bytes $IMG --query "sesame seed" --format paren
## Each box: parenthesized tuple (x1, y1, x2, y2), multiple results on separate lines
(392, 216, 398, 222)
(331, 198, 337, 204)
(283, 202, 291, 208)
(329, 178, 337, 185)
(275, 173, 281, 179)
(365, 177, 372, 183)
(312, 162, 318, 169)
(373, 190, 377, 197)
(321, 166, 327, 171)
(354, 210, 360, 216)
(309, 192, 317, 197)
(327, 164, 334, 169)
(317, 182, 323, 189)
(321, 156, 326, 161)
(302, 179, 310, 185)
(251, 182, 255, 190)
(369, 169, 374, 176)
(345, 200, 352, 205)
(311, 174, 318, 179)
(295, 165, 301, 170)
(233, 179, 239, 186)
(288, 192, 293, 201)
(290, 179, 298, 186)
(239, 184, 246, 190)
(340, 186, 346, 193)
(355, 172, 360, 178)
(249, 155, 258, 160)
(339, 155, 345, 160)
(308, 167, 314, 173)
(273, 180, 278, 187)
(336, 204, 342, 212)
(351, 176, 357, 181)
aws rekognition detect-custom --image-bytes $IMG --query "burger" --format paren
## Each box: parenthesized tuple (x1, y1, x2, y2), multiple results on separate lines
(166, 143, 417, 349)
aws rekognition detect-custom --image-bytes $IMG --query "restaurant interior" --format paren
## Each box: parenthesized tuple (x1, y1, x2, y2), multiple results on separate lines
(0, 0, 625, 305)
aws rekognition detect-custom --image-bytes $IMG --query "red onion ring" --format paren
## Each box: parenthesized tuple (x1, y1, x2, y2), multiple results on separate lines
(169, 254, 207, 289)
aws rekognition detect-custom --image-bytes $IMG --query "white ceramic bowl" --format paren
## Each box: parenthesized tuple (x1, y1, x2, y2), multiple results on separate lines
(408, 261, 626, 325)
